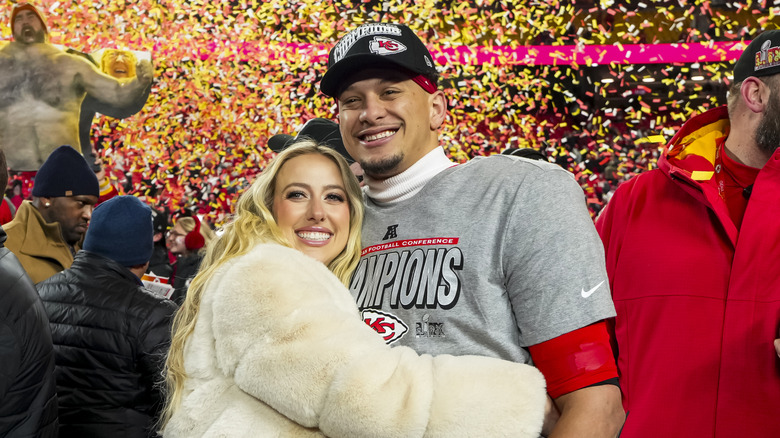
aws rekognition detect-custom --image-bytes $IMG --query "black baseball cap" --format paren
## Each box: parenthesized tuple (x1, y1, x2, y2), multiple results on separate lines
(267, 118, 353, 163)
(733, 30, 780, 83)
(320, 23, 438, 98)
(501, 148, 548, 161)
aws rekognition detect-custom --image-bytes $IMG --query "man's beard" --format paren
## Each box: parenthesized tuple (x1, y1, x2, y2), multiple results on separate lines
(360, 153, 403, 179)
(15, 26, 46, 44)
(755, 90, 780, 156)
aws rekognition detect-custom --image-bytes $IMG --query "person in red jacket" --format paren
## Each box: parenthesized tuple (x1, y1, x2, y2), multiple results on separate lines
(0, 196, 14, 224)
(596, 29, 780, 437)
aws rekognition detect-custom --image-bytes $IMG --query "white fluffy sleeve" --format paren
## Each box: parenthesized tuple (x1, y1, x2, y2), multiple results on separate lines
(209, 243, 546, 437)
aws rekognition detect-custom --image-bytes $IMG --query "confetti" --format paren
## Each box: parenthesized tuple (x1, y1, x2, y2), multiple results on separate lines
(1, 0, 777, 222)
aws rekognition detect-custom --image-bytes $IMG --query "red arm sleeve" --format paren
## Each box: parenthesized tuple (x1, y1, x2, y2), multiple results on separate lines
(528, 320, 618, 399)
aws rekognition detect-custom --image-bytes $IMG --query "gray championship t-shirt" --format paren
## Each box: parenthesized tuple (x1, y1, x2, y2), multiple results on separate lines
(350, 154, 616, 364)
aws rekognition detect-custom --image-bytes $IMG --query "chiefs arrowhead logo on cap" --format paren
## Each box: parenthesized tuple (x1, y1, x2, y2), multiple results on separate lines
(369, 37, 407, 56)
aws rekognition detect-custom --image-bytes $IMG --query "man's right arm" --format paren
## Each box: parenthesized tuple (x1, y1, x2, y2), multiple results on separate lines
(137, 297, 178, 416)
(80, 79, 152, 119)
(70, 54, 153, 107)
(138, 298, 177, 373)
(548, 384, 624, 438)
(529, 322, 624, 437)
(503, 165, 624, 435)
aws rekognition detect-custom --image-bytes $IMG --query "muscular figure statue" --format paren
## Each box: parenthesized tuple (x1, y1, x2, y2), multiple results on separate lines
(0, 4, 153, 171)
(77, 49, 152, 171)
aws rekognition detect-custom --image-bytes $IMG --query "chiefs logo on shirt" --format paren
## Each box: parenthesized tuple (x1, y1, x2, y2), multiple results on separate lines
(369, 37, 407, 56)
(361, 309, 408, 344)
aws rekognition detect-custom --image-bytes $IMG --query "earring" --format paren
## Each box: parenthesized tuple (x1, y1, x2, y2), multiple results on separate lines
(45, 202, 51, 207)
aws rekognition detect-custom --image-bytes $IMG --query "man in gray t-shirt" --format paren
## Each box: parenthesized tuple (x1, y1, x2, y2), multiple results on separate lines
(320, 22, 625, 437)
(351, 156, 613, 359)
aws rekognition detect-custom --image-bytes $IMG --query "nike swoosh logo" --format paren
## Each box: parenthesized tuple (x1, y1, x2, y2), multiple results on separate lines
(581, 281, 605, 298)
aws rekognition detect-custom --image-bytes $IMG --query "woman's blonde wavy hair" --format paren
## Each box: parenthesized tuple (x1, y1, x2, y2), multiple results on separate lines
(159, 140, 363, 429)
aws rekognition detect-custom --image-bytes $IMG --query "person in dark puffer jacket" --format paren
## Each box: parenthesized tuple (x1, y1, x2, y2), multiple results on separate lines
(0, 148, 59, 438)
(37, 195, 177, 437)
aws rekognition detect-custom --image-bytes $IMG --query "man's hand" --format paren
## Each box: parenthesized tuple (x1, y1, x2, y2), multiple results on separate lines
(775, 327, 780, 359)
(543, 395, 561, 437)
(136, 59, 153, 85)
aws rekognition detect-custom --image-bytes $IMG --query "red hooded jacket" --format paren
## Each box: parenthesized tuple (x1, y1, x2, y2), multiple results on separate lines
(596, 106, 780, 437)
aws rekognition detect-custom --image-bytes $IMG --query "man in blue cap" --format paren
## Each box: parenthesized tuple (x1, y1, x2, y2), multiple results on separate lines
(37, 195, 177, 437)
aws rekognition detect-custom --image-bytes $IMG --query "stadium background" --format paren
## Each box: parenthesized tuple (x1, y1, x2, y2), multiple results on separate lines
(2, 0, 779, 224)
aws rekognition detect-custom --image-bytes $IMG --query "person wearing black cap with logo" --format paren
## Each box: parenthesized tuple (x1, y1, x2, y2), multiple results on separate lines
(0, 147, 58, 437)
(595, 29, 780, 437)
(4, 145, 99, 283)
(37, 195, 177, 437)
(321, 23, 623, 437)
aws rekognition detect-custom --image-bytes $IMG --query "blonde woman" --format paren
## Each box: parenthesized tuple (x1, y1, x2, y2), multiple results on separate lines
(161, 141, 551, 437)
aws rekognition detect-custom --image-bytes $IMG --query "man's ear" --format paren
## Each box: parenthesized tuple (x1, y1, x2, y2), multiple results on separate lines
(33, 196, 54, 223)
(429, 90, 447, 130)
(740, 77, 771, 114)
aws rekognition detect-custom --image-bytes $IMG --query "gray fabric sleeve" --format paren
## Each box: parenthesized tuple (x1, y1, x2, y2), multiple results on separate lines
(503, 166, 615, 346)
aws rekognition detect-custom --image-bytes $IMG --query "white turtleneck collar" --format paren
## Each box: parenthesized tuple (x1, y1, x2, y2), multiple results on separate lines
(363, 147, 455, 204)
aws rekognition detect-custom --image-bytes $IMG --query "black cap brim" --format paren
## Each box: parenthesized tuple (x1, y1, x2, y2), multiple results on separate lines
(267, 134, 295, 152)
(320, 55, 423, 98)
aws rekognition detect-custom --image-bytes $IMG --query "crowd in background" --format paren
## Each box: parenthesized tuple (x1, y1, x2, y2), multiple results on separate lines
(3, 120, 663, 227)
(2, 0, 769, 225)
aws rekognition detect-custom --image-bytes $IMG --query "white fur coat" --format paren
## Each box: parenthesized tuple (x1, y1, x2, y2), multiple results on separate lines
(163, 242, 546, 437)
